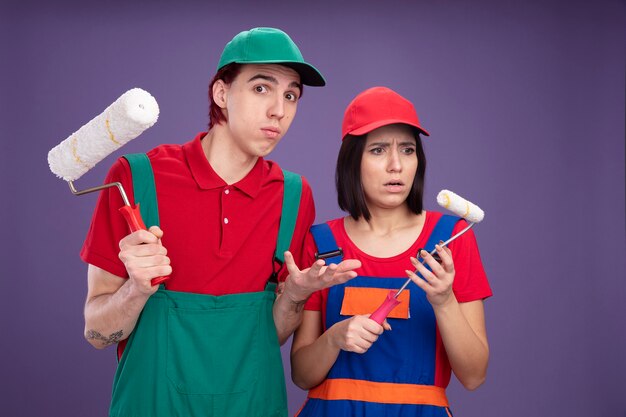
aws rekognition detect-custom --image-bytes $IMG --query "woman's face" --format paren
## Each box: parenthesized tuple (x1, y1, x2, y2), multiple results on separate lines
(360, 124, 418, 212)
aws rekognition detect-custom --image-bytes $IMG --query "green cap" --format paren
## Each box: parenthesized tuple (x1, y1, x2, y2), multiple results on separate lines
(217, 27, 326, 87)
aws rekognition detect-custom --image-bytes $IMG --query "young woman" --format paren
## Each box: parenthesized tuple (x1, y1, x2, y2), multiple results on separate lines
(287, 86, 492, 416)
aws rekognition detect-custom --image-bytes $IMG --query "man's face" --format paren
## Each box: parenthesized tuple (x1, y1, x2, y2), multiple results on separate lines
(217, 64, 302, 158)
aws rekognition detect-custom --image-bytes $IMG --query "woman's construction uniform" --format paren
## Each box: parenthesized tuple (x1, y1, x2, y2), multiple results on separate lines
(296, 213, 492, 417)
(81, 134, 314, 417)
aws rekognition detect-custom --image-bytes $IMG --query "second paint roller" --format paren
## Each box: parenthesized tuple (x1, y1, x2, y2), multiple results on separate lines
(369, 190, 485, 324)
(47, 88, 169, 286)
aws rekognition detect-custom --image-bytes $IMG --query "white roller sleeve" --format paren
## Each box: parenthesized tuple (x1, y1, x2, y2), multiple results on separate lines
(436, 189, 484, 223)
(48, 88, 159, 181)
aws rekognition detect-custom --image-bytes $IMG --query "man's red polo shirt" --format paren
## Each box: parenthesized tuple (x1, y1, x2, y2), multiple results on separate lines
(80, 132, 315, 295)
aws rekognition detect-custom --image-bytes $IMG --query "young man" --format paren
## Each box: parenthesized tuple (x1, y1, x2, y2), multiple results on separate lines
(80, 27, 360, 417)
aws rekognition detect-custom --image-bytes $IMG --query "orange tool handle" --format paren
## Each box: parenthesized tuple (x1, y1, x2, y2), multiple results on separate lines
(369, 290, 401, 325)
(118, 204, 170, 286)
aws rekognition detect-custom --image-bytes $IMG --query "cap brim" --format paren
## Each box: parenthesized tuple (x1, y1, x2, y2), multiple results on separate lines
(349, 119, 430, 137)
(233, 60, 325, 86)
(282, 62, 326, 87)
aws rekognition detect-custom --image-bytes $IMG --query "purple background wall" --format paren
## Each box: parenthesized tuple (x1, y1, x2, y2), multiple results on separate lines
(1, 0, 624, 416)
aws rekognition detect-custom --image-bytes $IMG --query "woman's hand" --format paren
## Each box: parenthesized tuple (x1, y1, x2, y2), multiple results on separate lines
(406, 243, 455, 307)
(328, 315, 388, 354)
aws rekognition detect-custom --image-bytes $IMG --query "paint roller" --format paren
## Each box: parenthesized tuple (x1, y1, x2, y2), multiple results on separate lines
(369, 190, 485, 324)
(47, 87, 168, 285)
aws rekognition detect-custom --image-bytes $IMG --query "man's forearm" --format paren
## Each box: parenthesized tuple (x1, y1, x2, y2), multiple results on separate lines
(84, 281, 150, 349)
(272, 291, 308, 345)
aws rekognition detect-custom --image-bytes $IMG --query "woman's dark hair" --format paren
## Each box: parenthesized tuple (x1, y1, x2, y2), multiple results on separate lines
(336, 128, 426, 221)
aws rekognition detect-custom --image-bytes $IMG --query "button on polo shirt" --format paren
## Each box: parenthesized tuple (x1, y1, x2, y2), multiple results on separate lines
(81, 132, 315, 296)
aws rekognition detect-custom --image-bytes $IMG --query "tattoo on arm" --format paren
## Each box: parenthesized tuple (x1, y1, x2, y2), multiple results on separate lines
(86, 329, 124, 346)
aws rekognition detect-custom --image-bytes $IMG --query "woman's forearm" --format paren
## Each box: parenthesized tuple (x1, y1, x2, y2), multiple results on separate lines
(433, 299, 489, 390)
(291, 327, 341, 390)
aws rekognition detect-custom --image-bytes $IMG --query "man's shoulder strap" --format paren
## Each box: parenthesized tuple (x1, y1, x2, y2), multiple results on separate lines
(122, 153, 160, 228)
(274, 169, 303, 263)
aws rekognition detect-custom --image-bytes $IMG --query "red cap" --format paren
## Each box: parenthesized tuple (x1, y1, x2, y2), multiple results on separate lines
(341, 86, 429, 140)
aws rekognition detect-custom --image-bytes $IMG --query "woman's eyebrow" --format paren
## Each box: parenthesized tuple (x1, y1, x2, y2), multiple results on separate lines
(368, 140, 415, 147)
(367, 141, 391, 147)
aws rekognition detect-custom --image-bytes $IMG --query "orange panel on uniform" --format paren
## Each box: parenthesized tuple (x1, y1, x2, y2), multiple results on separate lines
(340, 287, 410, 319)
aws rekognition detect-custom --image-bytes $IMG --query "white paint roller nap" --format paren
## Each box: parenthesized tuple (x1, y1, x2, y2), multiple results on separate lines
(48, 88, 159, 181)
(436, 189, 484, 223)
(47, 88, 168, 286)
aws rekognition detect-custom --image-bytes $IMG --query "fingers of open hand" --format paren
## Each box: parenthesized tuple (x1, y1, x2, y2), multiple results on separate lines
(418, 249, 446, 276)
(318, 262, 338, 284)
(405, 268, 428, 292)
(408, 251, 455, 306)
(284, 250, 322, 276)
(407, 259, 443, 293)
(434, 244, 454, 273)
(319, 259, 360, 288)
(409, 255, 437, 285)
(296, 259, 326, 290)
(283, 251, 302, 276)
(309, 258, 326, 277)
(335, 259, 361, 283)
(337, 259, 361, 274)
(413, 249, 454, 282)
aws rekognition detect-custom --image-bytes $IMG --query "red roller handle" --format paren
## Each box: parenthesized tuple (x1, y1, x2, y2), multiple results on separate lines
(369, 290, 401, 325)
(118, 204, 170, 286)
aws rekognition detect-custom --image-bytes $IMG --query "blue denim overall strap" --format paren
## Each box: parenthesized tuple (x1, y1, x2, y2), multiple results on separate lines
(300, 215, 460, 417)
(309, 223, 345, 264)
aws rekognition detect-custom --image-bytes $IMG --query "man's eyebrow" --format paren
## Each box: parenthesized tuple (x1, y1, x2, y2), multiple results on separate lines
(247, 74, 278, 84)
(247, 74, 302, 94)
